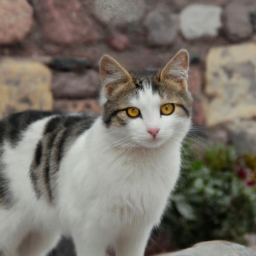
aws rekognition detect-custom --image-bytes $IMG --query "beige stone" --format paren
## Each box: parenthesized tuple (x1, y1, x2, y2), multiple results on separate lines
(204, 43, 256, 127)
(0, 59, 53, 118)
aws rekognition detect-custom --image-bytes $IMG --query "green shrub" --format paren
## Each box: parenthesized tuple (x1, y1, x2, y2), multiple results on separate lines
(162, 142, 256, 249)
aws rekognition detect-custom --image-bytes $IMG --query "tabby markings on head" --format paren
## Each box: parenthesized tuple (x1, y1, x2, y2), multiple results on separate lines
(99, 50, 192, 128)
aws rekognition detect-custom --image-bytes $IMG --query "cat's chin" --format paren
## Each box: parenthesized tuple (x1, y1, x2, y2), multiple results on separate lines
(134, 138, 167, 149)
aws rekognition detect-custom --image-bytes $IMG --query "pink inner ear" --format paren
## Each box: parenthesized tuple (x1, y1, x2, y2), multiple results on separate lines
(99, 55, 132, 88)
(161, 50, 189, 82)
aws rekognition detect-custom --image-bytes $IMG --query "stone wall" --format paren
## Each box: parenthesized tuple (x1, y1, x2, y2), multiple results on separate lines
(0, 0, 256, 152)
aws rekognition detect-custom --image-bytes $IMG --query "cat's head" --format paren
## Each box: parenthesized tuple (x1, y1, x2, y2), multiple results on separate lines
(99, 50, 193, 149)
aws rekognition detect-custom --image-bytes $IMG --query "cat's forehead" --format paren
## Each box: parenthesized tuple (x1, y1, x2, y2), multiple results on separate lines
(130, 77, 161, 105)
(129, 71, 188, 102)
(131, 70, 157, 89)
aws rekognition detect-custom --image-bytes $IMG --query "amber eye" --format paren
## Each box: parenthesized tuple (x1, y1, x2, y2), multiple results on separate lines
(161, 103, 175, 115)
(126, 107, 140, 118)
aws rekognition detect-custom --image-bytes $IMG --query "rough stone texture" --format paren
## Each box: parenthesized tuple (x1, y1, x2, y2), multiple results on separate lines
(188, 67, 205, 126)
(93, 0, 145, 26)
(52, 70, 101, 99)
(188, 67, 202, 96)
(107, 33, 130, 51)
(208, 128, 229, 145)
(54, 99, 101, 114)
(245, 234, 256, 251)
(0, 0, 33, 44)
(159, 240, 256, 256)
(48, 57, 92, 72)
(143, 5, 179, 46)
(34, 0, 100, 45)
(250, 12, 256, 31)
(180, 4, 222, 40)
(172, 0, 229, 10)
(223, 2, 254, 42)
(204, 43, 256, 127)
(0, 59, 53, 118)
(193, 99, 205, 126)
(227, 120, 256, 155)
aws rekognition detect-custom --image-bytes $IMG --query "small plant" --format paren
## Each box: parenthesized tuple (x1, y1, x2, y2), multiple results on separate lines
(161, 142, 256, 249)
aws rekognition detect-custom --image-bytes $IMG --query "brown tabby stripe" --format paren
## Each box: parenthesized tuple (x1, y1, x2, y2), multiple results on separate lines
(30, 113, 97, 203)
(30, 140, 43, 198)
(0, 160, 13, 208)
(0, 111, 58, 208)
(0, 110, 57, 147)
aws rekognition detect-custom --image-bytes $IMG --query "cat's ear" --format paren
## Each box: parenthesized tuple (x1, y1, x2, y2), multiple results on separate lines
(160, 49, 189, 88)
(99, 55, 132, 96)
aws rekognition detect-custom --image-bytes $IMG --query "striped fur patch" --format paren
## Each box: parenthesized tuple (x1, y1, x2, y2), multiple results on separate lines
(0, 144, 14, 208)
(0, 111, 57, 208)
(0, 110, 56, 147)
(29, 113, 97, 203)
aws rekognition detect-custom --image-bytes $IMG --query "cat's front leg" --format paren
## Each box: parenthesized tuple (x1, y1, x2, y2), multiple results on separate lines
(72, 224, 110, 256)
(115, 224, 153, 256)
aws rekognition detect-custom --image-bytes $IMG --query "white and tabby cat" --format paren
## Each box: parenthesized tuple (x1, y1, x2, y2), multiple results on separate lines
(0, 50, 192, 256)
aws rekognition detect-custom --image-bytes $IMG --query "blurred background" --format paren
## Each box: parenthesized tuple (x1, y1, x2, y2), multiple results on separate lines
(0, 0, 256, 255)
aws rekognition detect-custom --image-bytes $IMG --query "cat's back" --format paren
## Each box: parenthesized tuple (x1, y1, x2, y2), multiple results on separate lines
(0, 110, 97, 209)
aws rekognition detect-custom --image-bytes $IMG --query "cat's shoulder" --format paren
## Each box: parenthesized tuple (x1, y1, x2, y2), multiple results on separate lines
(0, 110, 98, 146)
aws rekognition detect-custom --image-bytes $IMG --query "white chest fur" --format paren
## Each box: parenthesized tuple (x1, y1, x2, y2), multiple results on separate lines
(58, 118, 181, 232)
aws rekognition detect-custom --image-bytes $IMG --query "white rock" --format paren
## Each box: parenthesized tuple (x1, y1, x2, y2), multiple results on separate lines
(180, 4, 222, 40)
(155, 241, 256, 256)
(93, 0, 145, 25)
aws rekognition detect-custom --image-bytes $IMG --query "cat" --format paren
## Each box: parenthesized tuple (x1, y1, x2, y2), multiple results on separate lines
(0, 49, 192, 256)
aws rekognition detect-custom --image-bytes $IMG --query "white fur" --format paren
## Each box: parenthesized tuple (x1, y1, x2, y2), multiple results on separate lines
(0, 86, 191, 256)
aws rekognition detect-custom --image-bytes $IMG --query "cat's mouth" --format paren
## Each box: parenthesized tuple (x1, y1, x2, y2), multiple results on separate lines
(134, 135, 166, 149)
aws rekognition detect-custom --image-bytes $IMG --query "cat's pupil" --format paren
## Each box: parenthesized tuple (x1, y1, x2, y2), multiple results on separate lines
(165, 105, 169, 110)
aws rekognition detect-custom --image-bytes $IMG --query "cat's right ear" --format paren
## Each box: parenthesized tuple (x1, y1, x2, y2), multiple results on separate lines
(160, 49, 189, 89)
(99, 55, 132, 97)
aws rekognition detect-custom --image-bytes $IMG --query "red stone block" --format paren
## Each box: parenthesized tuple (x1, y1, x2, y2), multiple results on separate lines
(34, 0, 101, 45)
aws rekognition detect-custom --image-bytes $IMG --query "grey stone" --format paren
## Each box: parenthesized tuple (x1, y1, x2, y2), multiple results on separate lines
(143, 6, 179, 46)
(48, 57, 92, 71)
(223, 2, 254, 42)
(163, 241, 256, 256)
(52, 70, 101, 99)
(180, 4, 222, 40)
(228, 120, 256, 155)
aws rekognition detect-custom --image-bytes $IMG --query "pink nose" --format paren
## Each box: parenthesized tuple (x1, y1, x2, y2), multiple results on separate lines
(147, 128, 160, 138)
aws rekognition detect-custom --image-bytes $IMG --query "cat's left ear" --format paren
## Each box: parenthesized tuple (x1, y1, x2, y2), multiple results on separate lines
(160, 49, 189, 89)
(99, 55, 132, 96)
